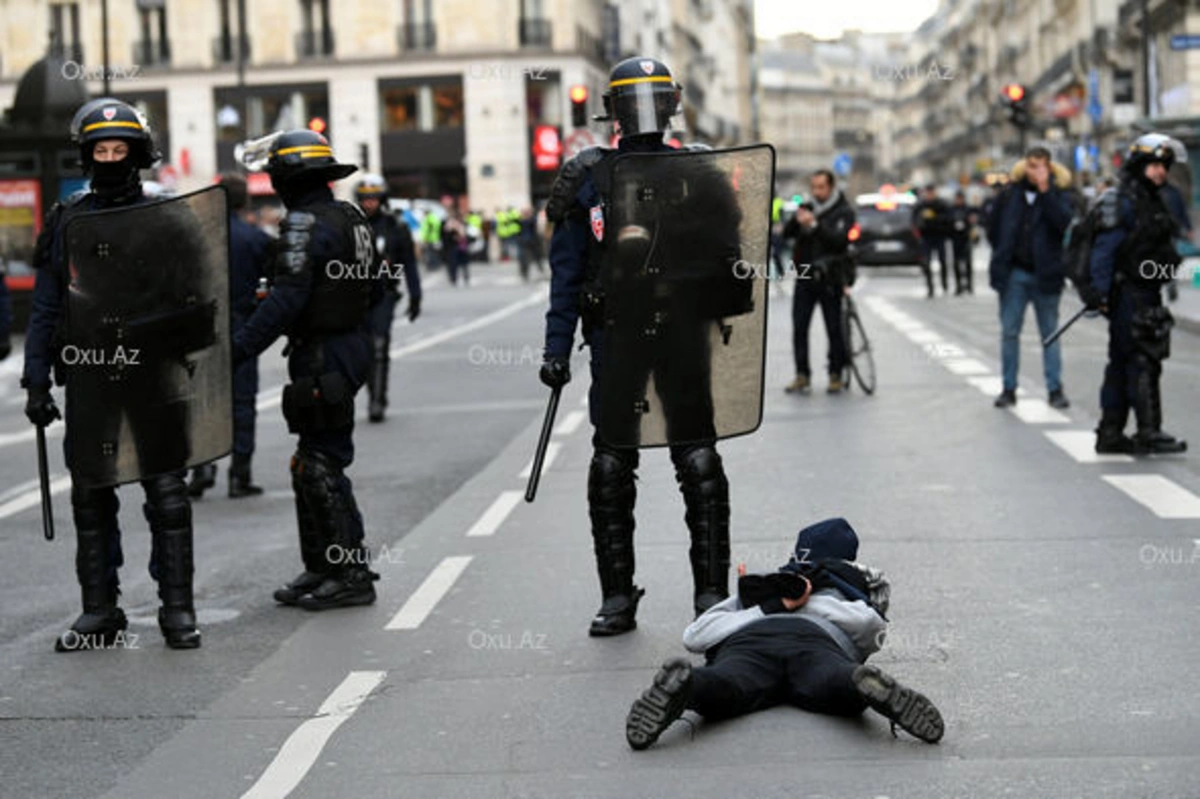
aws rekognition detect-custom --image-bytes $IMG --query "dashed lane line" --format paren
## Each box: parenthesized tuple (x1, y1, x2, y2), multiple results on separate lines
(465, 491, 523, 538)
(384, 555, 473, 630)
(553, 409, 587, 437)
(1102, 475, 1200, 519)
(240, 670, 387, 799)
(518, 441, 561, 480)
(1044, 430, 1135, 464)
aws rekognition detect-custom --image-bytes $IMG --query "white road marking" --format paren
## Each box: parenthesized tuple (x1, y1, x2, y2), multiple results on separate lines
(256, 386, 284, 412)
(240, 670, 387, 799)
(904, 328, 943, 345)
(0, 475, 72, 520)
(519, 441, 561, 479)
(1044, 430, 1134, 464)
(553, 409, 587, 437)
(389, 289, 545, 359)
(0, 422, 65, 450)
(1102, 475, 1200, 519)
(466, 491, 523, 538)
(1008, 398, 1071, 425)
(965, 376, 1027, 397)
(385, 555, 473, 630)
(940, 357, 991, 376)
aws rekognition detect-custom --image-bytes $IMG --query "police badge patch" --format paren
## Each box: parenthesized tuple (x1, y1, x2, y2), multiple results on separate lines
(640, 60, 655, 75)
(590, 205, 604, 241)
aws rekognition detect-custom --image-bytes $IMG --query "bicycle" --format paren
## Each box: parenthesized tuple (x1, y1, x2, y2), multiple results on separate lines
(841, 292, 876, 395)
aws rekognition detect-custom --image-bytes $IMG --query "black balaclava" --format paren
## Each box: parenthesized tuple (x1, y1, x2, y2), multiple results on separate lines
(88, 144, 143, 204)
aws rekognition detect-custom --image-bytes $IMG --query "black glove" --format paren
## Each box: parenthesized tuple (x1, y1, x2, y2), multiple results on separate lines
(539, 355, 570, 389)
(1078, 283, 1106, 312)
(407, 295, 421, 323)
(25, 385, 61, 428)
(0, 337, 11, 361)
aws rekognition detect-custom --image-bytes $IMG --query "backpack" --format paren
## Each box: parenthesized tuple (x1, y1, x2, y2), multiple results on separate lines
(1062, 199, 1106, 303)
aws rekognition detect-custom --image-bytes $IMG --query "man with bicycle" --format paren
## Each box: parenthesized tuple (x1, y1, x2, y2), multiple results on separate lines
(782, 169, 857, 394)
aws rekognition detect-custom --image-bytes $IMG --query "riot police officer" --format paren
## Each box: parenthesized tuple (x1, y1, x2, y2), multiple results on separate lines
(540, 57, 740, 636)
(23, 98, 202, 650)
(1087, 134, 1188, 455)
(234, 129, 380, 609)
(352, 174, 421, 423)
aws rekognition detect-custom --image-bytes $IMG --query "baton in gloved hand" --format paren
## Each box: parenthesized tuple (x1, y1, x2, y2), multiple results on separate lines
(525, 386, 561, 503)
(1042, 304, 1092, 349)
(36, 426, 55, 541)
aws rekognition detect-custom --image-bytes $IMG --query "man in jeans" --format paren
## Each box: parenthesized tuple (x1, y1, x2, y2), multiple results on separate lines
(624, 518, 944, 750)
(988, 147, 1074, 409)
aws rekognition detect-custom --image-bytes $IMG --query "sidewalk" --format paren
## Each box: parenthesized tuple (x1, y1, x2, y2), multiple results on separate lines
(1169, 257, 1200, 334)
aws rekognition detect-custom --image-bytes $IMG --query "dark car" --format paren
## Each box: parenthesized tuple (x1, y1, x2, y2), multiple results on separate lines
(849, 193, 923, 268)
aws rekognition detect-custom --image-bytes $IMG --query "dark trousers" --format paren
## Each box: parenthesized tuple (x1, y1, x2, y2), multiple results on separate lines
(1100, 284, 1163, 424)
(689, 623, 866, 721)
(952, 237, 973, 293)
(921, 236, 950, 293)
(446, 249, 470, 285)
(233, 357, 258, 458)
(792, 281, 846, 377)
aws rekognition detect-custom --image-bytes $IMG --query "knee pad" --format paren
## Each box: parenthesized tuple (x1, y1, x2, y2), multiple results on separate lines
(588, 445, 638, 505)
(71, 484, 119, 530)
(672, 445, 728, 498)
(142, 474, 191, 530)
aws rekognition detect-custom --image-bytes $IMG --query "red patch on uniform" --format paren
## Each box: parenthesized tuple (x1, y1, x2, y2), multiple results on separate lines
(590, 205, 604, 241)
(640, 61, 655, 75)
(103, 107, 117, 120)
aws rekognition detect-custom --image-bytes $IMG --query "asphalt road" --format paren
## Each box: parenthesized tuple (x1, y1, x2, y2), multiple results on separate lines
(1, 255, 1198, 799)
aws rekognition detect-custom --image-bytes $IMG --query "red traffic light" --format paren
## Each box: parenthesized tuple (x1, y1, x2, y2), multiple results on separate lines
(1002, 84, 1026, 103)
(569, 85, 588, 104)
(307, 116, 327, 134)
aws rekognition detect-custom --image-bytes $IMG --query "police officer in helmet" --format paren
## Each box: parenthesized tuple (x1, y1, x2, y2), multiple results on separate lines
(352, 174, 421, 423)
(540, 57, 735, 636)
(235, 129, 381, 608)
(24, 98, 203, 650)
(1087, 133, 1188, 455)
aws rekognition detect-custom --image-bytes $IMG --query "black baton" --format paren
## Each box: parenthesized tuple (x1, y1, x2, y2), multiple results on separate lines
(1042, 305, 1091, 349)
(36, 426, 55, 541)
(525, 386, 562, 503)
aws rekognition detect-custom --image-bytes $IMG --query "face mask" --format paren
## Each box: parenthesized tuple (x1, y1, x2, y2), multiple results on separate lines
(90, 159, 135, 189)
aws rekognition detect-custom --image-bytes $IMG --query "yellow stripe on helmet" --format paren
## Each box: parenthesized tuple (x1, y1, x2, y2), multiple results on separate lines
(275, 145, 334, 158)
(608, 75, 674, 88)
(82, 120, 144, 133)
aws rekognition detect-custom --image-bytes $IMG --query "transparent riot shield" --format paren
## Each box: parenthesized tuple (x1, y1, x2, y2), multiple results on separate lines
(597, 144, 775, 447)
(63, 185, 232, 487)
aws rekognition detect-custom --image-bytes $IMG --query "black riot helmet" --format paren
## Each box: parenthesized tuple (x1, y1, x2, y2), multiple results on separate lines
(353, 173, 388, 206)
(595, 56, 682, 138)
(239, 129, 358, 193)
(1124, 133, 1187, 177)
(69, 97, 159, 170)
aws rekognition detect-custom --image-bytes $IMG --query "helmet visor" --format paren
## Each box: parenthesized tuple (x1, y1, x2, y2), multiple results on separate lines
(611, 81, 680, 137)
(236, 132, 283, 172)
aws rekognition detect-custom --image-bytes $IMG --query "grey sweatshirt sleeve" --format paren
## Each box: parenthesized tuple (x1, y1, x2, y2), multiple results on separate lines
(681, 595, 769, 653)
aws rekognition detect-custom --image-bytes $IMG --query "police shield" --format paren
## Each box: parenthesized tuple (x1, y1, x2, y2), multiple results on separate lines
(597, 144, 775, 447)
(63, 185, 232, 488)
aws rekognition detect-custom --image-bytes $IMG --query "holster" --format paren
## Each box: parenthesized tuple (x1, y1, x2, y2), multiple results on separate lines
(281, 372, 355, 434)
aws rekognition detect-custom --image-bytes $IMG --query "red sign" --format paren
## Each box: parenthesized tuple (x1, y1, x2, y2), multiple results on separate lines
(532, 124, 562, 171)
(247, 172, 275, 196)
(0, 179, 42, 290)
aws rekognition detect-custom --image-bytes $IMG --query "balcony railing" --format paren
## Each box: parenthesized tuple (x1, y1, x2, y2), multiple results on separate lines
(519, 18, 552, 47)
(295, 29, 335, 59)
(212, 34, 251, 64)
(398, 21, 436, 52)
(133, 39, 171, 66)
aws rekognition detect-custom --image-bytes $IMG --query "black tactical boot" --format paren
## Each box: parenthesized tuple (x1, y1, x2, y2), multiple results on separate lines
(1095, 409, 1134, 454)
(56, 497, 127, 652)
(674, 446, 731, 617)
(296, 567, 379, 610)
(146, 476, 201, 649)
(368, 336, 389, 423)
(287, 450, 378, 611)
(275, 453, 333, 605)
(626, 658, 693, 750)
(1133, 374, 1187, 454)
(853, 664, 944, 743)
(588, 446, 642, 637)
(228, 452, 264, 498)
(186, 463, 217, 498)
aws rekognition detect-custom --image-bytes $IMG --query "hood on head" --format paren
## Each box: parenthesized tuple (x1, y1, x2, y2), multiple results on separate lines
(780, 517, 859, 572)
(1010, 159, 1073, 189)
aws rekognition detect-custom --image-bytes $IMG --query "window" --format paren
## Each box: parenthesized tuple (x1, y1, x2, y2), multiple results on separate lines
(404, 0, 433, 23)
(382, 87, 420, 132)
(432, 84, 463, 128)
(135, 0, 170, 65)
(380, 79, 463, 132)
(298, 0, 333, 57)
(49, 2, 82, 62)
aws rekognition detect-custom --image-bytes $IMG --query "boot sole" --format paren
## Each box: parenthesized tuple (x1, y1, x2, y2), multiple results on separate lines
(297, 590, 377, 611)
(588, 619, 637, 637)
(626, 658, 692, 750)
(853, 665, 944, 743)
(163, 632, 202, 650)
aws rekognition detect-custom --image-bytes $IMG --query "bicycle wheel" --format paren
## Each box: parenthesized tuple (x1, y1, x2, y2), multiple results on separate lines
(844, 299, 876, 395)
